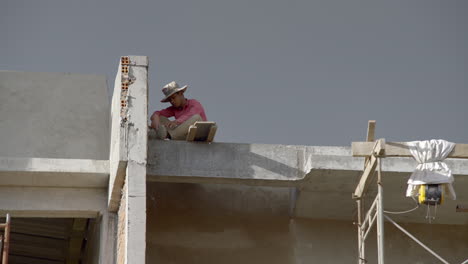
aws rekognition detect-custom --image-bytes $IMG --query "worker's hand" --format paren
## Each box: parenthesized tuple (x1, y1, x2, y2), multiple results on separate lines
(165, 120, 178, 129)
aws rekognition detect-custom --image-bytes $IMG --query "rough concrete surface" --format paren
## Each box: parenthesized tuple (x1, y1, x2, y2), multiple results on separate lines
(0, 187, 107, 218)
(0, 71, 110, 159)
(123, 56, 148, 264)
(118, 181, 127, 264)
(147, 182, 468, 264)
(108, 56, 148, 264)
(0, 157, 109, 187)
(108, 60, 127, 211)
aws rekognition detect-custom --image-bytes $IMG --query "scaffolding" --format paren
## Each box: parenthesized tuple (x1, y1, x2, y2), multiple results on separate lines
(352, 121, 468, 264)
(0, 214, 10, 264)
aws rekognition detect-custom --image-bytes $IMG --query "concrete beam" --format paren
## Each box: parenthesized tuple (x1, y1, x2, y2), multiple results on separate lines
(0, 157, 109, 188)
(148, 140, 468, 186)
(147, 140, 309, 186)
(352, 141, 468, 158)
(1, 184, 117, 263)
(0, 187, 107, 218)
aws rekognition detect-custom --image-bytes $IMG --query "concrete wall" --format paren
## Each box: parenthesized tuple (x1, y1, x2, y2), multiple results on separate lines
(146, 182, 468, 264)
(0, 71, 109, 159)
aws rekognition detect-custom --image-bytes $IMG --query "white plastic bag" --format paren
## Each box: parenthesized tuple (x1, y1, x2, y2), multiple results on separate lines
(406, 139, 456, 200)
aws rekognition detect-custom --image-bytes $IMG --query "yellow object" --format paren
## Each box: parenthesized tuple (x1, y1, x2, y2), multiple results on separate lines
(418, 184, 443, 205)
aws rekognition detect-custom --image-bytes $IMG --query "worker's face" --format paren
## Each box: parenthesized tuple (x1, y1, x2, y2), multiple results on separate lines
(168, 92, 184, 108)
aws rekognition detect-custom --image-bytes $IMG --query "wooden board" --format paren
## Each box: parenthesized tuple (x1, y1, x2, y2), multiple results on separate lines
(364, 120, 376, 167)
(366, 120, 376, 142)
(456, 205, 468, 213)
(353, 139, 385, 199)
(186, 122, 217, 142)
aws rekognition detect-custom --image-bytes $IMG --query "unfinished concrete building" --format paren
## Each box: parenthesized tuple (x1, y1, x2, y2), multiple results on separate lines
(0, 56, 467, 264)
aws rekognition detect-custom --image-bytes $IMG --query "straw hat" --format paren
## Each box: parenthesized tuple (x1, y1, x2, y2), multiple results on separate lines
(161, 81, 188, 103)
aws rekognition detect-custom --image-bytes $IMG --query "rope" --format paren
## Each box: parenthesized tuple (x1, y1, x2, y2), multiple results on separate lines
(384, 197, 420, 215)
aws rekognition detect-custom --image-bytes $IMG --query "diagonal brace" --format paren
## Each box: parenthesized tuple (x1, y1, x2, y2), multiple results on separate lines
(353, 139, 385, 199)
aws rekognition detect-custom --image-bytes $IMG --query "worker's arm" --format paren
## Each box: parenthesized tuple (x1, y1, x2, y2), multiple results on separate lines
(150, 107, 175, 129)
(150, 114, 160, 130)
(175, 100, 206, 124)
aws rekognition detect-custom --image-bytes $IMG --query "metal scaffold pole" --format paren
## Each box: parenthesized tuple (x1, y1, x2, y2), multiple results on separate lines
(376, 158, 384, 264)
(352, 121, 468, 264)
(1, 214, 10, 264)
(357, 199, 365, 264)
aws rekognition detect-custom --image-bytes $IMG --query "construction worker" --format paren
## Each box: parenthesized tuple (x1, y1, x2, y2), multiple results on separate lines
(150, 81, 207, 140)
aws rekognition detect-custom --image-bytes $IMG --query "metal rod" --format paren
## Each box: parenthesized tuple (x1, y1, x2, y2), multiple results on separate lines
(376, 158, 385, 264)
(363, 209, 378, 241)
(362, 195, 379, 230)
(2, 214, 10, 264)
(357, 199, 365, 264)
(383, 215, 450, 264)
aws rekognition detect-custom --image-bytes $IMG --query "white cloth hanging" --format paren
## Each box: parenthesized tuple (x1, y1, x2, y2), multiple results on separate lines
(406, 139, 456, 200)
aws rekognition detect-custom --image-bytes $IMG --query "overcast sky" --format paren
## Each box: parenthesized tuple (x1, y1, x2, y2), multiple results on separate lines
(1, 0, 467, 146)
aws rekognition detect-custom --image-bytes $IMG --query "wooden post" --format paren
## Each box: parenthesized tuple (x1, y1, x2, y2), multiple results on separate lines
(364, 120, 376, 167)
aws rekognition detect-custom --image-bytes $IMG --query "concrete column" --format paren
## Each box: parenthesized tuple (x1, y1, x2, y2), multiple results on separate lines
(112, 56, 148, 264)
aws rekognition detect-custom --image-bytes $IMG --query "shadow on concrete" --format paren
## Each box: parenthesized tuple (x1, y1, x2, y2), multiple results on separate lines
(146, 139, 306, 187)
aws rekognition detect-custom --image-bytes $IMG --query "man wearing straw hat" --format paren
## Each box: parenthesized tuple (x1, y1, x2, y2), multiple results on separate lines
(150, 81, 207, 140)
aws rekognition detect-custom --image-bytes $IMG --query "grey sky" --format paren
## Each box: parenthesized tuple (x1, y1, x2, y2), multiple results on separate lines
(1, 0, 467, 146)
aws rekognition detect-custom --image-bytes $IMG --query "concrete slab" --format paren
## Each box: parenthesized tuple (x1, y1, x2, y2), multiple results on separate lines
(147, 140, 310, 186)
(148, 140, 468, 184)
(0, 71, 110, 159)
(0, 157, 109, 187)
